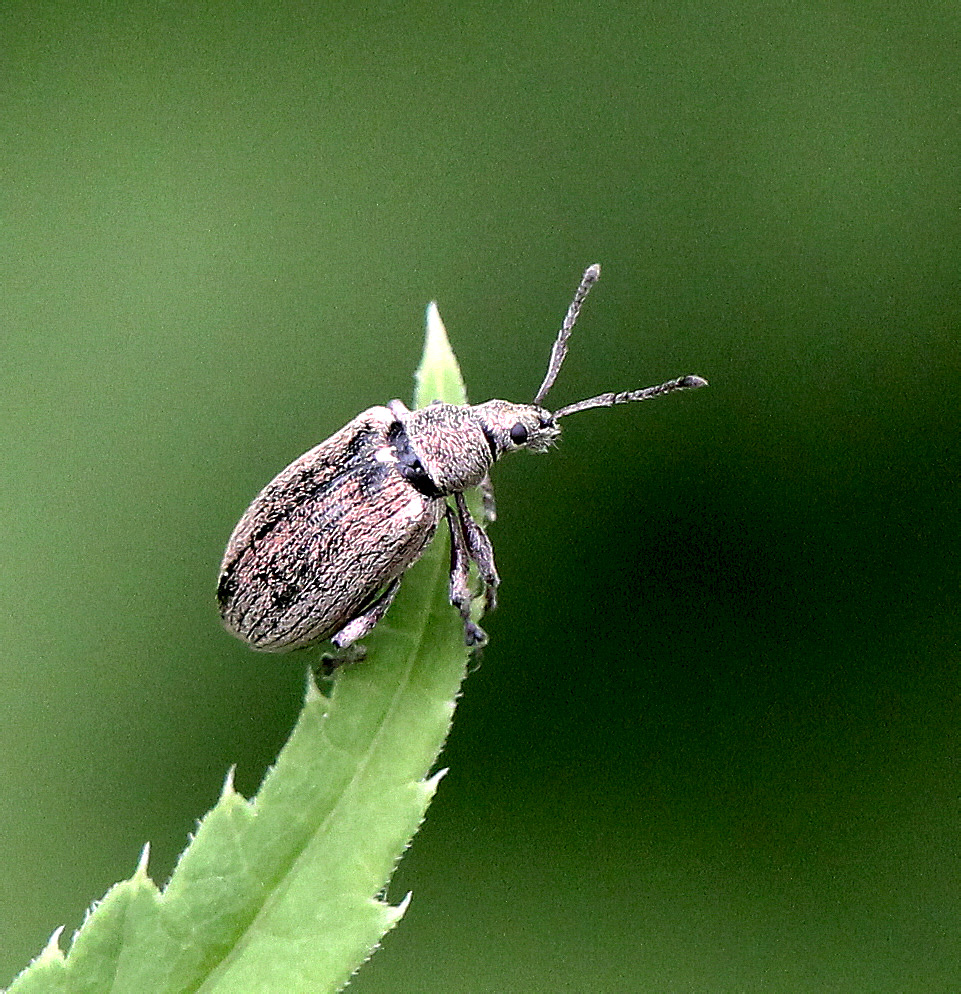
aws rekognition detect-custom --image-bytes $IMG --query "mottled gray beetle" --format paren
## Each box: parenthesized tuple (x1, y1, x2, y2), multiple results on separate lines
(218, 264, 707, 655)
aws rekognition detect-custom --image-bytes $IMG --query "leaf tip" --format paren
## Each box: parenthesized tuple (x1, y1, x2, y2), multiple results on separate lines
(220, 764, 238, 801)
(420, 302, 453, 374)
(37, 925, 66, 966)
(385, 891, 413, 928)
(424, 300, 447, 348)
(134, 842, 151, 881)
(423, 766, 449, 798)
(415, 300, 467, 408)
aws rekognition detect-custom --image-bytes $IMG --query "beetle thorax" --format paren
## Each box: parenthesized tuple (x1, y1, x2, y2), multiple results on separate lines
(402, 405, 493, 494)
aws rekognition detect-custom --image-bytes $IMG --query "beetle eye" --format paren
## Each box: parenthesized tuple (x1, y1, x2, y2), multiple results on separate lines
(509, 422, 529, 445)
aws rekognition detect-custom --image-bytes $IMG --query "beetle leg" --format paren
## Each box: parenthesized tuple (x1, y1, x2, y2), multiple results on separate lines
(387, 399, 411, 419)
(445, 504, 488, 647)
(317, 642, 367, 676)
(330, 577, 403, 649)
(477, 473, 497, 522)
(453, 491, 499, 613)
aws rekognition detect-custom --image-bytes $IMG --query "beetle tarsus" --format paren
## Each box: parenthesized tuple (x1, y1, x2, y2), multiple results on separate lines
(464, 620, 488, 648)
(318, 642, 367, 675)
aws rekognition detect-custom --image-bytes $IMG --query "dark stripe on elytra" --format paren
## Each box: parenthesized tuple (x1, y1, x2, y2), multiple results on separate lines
(216, 570, 237, 607)
(388, 420, 444, 499)
(481, 426, 499, 464)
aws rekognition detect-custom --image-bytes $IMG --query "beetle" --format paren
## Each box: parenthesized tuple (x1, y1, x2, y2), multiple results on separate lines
(217, 264, 707, 656)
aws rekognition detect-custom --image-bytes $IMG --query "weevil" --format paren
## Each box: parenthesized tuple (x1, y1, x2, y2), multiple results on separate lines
(217, 264, 707, 656)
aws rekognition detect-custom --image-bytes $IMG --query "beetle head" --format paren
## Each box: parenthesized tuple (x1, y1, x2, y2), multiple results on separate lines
(471, 400, 560, 458)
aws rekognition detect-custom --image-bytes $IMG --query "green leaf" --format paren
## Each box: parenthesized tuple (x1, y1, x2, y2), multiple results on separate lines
(7, 305, 470, 994)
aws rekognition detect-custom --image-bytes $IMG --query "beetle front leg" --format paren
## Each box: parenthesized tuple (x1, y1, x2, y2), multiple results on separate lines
(477, 473, 497, 522)
(453, 491, 499, 612)
(445, 504, 488, 647)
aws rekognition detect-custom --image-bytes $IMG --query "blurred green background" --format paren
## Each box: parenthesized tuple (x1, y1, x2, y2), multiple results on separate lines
(1, 1, 958, 990)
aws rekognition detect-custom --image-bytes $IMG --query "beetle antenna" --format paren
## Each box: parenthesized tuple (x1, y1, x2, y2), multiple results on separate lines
(553, 374, 708, 418)
(533, 263, 601, 406)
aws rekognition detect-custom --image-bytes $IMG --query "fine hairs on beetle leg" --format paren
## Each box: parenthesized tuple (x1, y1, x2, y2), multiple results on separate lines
(216, 263, 707, 660)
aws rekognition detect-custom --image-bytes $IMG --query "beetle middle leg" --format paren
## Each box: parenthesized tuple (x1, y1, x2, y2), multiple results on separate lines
(453, 491, 499, 612)
(445, 504, 488, 647)
(477, 473, 497, 523)
(317, 642, 367, 676)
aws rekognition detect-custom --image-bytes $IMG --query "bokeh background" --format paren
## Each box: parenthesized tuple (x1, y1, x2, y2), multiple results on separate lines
(2, 2, 959, 991)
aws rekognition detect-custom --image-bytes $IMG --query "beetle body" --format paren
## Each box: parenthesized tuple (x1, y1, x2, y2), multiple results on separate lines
(218, 264, 707, 655)
(219, 405, 437, 651)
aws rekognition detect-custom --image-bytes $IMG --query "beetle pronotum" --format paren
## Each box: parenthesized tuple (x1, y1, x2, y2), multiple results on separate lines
(217, 265, 707, 656)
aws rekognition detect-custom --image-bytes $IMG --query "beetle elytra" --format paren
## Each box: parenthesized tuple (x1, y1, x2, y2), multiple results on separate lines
(217, 264, 707, 655)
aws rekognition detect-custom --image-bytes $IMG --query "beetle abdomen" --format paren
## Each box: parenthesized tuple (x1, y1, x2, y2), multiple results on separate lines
(218, 408, 442, 652)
